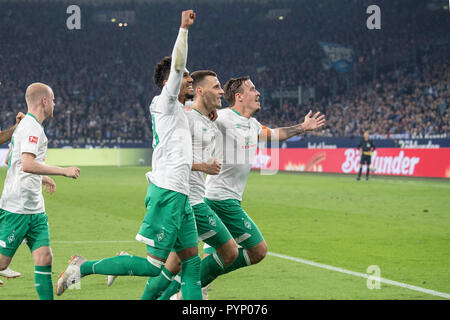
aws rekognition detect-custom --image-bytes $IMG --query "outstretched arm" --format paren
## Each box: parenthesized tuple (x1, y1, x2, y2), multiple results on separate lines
(22, 153, 80, 179)
(259, 110, 326, 142)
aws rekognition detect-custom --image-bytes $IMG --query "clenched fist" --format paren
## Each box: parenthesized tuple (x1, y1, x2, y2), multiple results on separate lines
(181, 10, 196, 29)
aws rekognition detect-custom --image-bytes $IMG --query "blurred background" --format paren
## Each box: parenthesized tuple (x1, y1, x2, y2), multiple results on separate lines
(0, 0, 449, 175)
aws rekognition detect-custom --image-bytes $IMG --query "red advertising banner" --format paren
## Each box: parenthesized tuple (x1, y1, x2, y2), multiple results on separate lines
(252, 148, 450, 178)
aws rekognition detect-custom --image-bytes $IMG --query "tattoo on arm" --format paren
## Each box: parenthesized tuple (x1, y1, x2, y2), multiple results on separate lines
(280, 124, 305, 140)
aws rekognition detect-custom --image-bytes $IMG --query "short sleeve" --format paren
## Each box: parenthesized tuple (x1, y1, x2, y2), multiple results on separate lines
(251, 118, 263, 135)
(20, 124, 42, 156)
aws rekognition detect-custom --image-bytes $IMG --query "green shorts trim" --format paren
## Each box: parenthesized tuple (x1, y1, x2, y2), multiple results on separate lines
(204, 198, 264, 249)
(0, 209, 50, 257)
(193, 202, 232, 250)
(136, 184, 198, 260)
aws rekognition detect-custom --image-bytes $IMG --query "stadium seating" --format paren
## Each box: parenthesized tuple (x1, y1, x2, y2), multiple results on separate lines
(0, 0, 448, 147)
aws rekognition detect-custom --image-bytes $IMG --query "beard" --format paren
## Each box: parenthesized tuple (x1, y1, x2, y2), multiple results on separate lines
(185, 93, 194, 100)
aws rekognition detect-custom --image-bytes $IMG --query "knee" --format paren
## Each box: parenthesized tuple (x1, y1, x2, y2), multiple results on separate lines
(219, 243, 239, 267)
(34, 249, 53, 266)
(41, 252, 53, 266)
(170, 261, 182, 275)
(248, 241, 268, 265)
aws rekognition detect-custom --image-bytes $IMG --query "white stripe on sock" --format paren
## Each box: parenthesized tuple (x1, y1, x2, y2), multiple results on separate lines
(212, 252, 224, 269)
(34, 271, 52, 275)
(147, 255, 164, 269)
(161, 269, 174, 281)
(242, 249, 251, 266)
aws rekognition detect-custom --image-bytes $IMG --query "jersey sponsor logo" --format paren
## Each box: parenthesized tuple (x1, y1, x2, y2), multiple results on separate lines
(29, 136, 39, 144)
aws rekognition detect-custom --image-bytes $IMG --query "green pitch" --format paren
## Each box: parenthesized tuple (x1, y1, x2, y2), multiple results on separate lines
(0, 167, 449, 300)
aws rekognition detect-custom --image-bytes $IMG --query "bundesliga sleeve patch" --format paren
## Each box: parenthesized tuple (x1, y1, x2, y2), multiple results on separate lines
(28, 136, 39, 144)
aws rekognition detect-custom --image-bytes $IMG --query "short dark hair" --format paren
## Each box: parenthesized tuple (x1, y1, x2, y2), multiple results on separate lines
(223, 76, 250, 106)
(153, 56, 172, 89)
(191, 70, 217, 89)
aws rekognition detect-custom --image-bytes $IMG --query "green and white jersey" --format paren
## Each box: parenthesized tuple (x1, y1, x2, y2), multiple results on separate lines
(0, 113, 47, 214)
(148, 91, 192, 196)
(185, 108, 219, 206)
(146, 28, 192, 196)
(205, 108, 262, 201)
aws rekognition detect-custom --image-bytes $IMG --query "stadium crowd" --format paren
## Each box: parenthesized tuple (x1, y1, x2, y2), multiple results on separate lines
(0, 0, 448, 146)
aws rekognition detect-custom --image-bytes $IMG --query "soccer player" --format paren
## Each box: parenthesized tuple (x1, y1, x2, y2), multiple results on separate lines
(198, 76, 325, 288)
(0, 82, 80, 299)
(357, 131, 376, 180)
(56, 10, 204, 300)
(138, 70, 240, 300)
(0, 112, 25, 286)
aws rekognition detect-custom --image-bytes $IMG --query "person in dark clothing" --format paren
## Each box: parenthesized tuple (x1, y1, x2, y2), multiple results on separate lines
(357, 131, 376, 180)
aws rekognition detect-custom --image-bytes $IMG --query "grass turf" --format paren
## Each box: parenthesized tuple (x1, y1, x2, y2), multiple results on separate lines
(0, 167, 448, 300)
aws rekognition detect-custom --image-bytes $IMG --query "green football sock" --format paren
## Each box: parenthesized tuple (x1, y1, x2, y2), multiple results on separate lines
(34, 265, 53, 300)
(200, 252, 225, 287)
(180, 255, 202, 300)
(158, 275, 181, 300)
(201, 248, 251, 287)
(80, 255, 161, 277)
(141, 266, 174, 300)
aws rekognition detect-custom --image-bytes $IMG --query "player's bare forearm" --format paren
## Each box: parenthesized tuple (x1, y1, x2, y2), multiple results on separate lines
(22, 153, 80, 178)
(261, 111, 325, 142)
(192, 160, 221, 175)
(276, 124, 306, 141)
(260, 124, 305, 142)
(22, 159, 65, 176)
(192, 162, 206, 172)
(0, 125, 17, 145)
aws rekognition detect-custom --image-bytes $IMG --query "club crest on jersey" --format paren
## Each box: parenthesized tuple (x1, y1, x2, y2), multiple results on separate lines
(29, 136, 39, 144)
(243, 219, 252, 230)
(8, 233, 15, 244)
(208, 216, 216, 227)
(157, 228, 166, 242)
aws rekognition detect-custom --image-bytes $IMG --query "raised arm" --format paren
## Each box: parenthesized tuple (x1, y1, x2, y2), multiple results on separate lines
(259, 110, 326, 142)
(165, 10, 196, 97)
